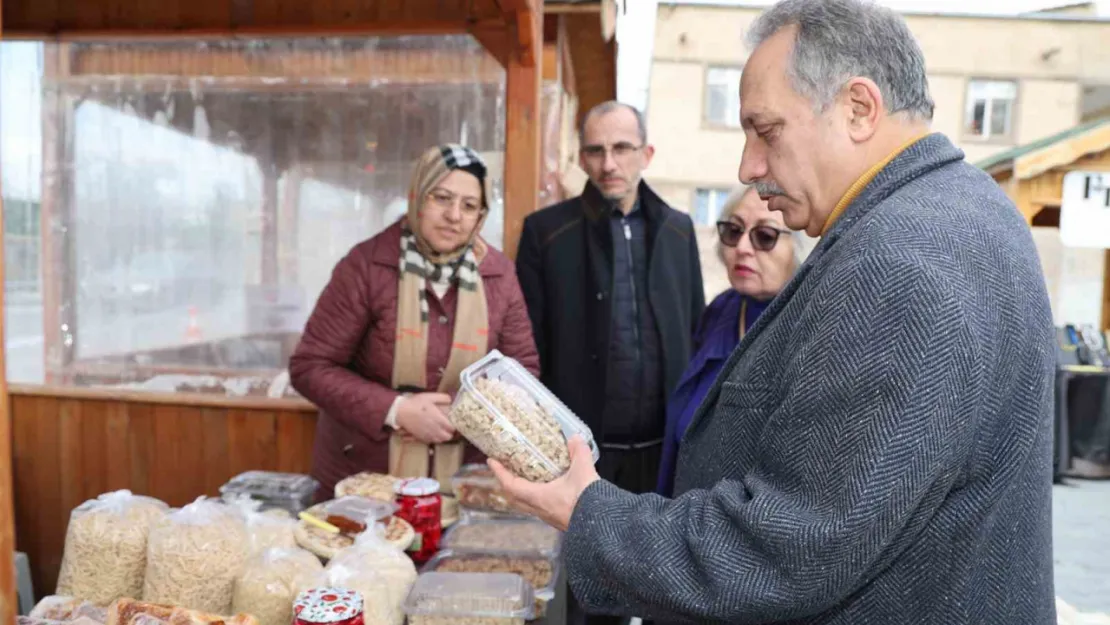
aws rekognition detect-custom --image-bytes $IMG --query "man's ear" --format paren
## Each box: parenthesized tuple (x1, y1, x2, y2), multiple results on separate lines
(642, 144, 656, 168)
(843, 77, 884, 143)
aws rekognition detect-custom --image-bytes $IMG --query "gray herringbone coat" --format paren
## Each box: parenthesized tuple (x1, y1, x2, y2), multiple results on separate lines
(563, 134, 1057, 624)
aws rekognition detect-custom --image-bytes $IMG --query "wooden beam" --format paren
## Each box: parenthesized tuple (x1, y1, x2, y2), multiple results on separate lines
(502, 3, 543, 259)
(0, 0, 18, 618)
(469, 21, 511, 67)
(3, 21, 471, 39)
(65, 41, 504, 83)
(2, 0, 506, 36)
(41, 44, 78, 383)
(515, 9, 538, 67)
(1014, 123, 1110, 180)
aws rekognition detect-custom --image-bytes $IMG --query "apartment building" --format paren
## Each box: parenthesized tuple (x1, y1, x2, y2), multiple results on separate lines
(645, 1, 1110, 225)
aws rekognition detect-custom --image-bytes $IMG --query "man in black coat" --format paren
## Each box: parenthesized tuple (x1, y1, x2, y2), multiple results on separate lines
(515, 100, 705, 497)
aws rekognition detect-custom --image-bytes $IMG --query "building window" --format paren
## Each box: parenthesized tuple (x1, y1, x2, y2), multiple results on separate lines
(693, 188, 731, 226)
(704, 67, 743, 127)
(965, 79, 1017, 140)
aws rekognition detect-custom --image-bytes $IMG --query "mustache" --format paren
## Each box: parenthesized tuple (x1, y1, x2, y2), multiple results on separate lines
(752, 181, 787, 197)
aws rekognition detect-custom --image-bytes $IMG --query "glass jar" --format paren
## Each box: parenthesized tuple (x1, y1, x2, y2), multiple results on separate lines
(394, 477, 442, 564)
(293, 587, 365, 625)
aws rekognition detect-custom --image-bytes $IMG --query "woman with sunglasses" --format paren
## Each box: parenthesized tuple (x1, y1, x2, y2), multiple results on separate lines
(656, 186, 805, 496)
(289, 144, 540, 501)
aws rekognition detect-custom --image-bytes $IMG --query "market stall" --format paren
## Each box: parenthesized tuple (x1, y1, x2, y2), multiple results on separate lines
(0, 0, 618, 614)
(17, 350, 588, 625)
(979, 119, 1110, 481)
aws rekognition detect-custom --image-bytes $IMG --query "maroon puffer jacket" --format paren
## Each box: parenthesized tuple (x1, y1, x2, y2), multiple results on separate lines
(289, 221, 540, 498)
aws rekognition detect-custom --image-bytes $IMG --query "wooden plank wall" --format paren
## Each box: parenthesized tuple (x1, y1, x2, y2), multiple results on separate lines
(0, 0, 19, 619)
(9, 390, 317, 598)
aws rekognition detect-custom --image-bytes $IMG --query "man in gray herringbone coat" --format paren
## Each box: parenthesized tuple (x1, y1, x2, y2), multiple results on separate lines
(489, 0, 1057, 623)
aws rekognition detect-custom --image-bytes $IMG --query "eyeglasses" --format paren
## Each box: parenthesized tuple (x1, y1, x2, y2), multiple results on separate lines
(716, 221, 790, 251)
(580, 142, 643, 161)
(427, 189, 484, 219)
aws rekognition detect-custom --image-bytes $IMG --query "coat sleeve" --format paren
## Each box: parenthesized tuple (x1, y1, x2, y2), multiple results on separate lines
(562, 253, 981, 623)
(514, 216, 547, 375)
(496, 265, 541, 378)
(289, 247, 399, 442)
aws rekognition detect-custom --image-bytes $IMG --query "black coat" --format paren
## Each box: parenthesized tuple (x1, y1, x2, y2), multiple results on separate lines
(515, 180, 706, 440)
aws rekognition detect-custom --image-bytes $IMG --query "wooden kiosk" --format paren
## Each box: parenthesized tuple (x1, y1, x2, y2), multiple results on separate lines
(0, 0, 618, 615)
(979, 117, 1110, 330)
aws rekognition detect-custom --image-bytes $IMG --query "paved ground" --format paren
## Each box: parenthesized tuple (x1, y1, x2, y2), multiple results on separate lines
(1054, 478, 1110, 614)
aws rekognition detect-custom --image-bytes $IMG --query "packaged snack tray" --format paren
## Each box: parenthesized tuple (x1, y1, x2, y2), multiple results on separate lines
(449, 350, 598, 483)
(402, 572, 534, 625)
(440, 518, 562, 559)
(219, 471, 319, 515)
(422, 550, 558, 618)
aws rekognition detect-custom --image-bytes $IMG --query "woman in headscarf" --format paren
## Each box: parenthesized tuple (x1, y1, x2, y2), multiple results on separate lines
(290, 144, 540, 499)
(656, 186, 806, 496)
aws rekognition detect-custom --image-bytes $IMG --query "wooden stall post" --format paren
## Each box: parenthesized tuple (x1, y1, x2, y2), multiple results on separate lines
(0, 0, 20, 620)
(40, 44, 78, 384)
(502, 2, 543, 260)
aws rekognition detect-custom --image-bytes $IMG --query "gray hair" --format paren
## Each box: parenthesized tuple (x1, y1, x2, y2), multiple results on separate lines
(715, 187, 808, 272)
(578, 100, 648, 145)
(746, 0, 934, 121)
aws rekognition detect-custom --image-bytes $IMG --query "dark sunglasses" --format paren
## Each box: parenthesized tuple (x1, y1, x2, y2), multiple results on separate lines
(716, 221, 790, 251)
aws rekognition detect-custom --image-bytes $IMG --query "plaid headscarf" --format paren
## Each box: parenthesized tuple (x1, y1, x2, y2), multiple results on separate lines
(389, 144, 490, 485)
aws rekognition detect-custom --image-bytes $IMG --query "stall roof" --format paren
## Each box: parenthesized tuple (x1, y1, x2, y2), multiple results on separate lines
(976, 117, 1110, 180)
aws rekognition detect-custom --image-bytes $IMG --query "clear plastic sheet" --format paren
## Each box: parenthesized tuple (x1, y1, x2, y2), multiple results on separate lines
(0, 36, 506, 393)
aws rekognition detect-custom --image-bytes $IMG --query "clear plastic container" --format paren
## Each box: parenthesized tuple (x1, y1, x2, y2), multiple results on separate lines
(220, 471, 319, 515)
(440, 518, 562, 559)
(318, 496, 399, 527)
(449, 350, 599, 483)
(451, 464, 526, 517)
(403, 572, 534, 625)
(421, 549, 558, 617)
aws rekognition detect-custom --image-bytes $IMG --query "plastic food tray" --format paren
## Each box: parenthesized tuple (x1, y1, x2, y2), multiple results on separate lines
(219, 471, 318, 514)
(440, 518, 563, 560)
(450, 350, 598, 483)
(403, 572, 534, 625)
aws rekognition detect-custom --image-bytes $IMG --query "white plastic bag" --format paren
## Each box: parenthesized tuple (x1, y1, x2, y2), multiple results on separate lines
(55, 490, 168, 605)
(142, 497, 249, 614)
(232, 547, 323, 625)
(225, 495, 297, 557)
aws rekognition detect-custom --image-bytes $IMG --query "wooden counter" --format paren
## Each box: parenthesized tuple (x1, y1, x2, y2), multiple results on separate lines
(8, 384, 318, 597)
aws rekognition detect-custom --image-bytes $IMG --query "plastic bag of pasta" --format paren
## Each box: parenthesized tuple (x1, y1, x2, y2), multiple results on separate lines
(232, 547, 323, 625)
(55, 490, 169, 605)
(298, 529, 417, 625)
(226, 494, 297, 557)
(142, 497, 250, 614)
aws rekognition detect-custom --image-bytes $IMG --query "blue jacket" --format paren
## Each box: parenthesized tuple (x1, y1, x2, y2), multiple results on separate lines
(656, 290, 769, 496)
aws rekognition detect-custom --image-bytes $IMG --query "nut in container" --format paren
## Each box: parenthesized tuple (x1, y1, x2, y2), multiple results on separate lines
(402, 572, 534, 625)
(449, 350, 599, 483)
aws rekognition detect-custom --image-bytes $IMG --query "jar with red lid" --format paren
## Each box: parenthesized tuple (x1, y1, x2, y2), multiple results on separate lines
(394, 477, 442, 564)
(293, 587, 364, 625)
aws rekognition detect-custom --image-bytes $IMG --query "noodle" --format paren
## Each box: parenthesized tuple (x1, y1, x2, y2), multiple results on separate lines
(56, 490, 168, 605)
